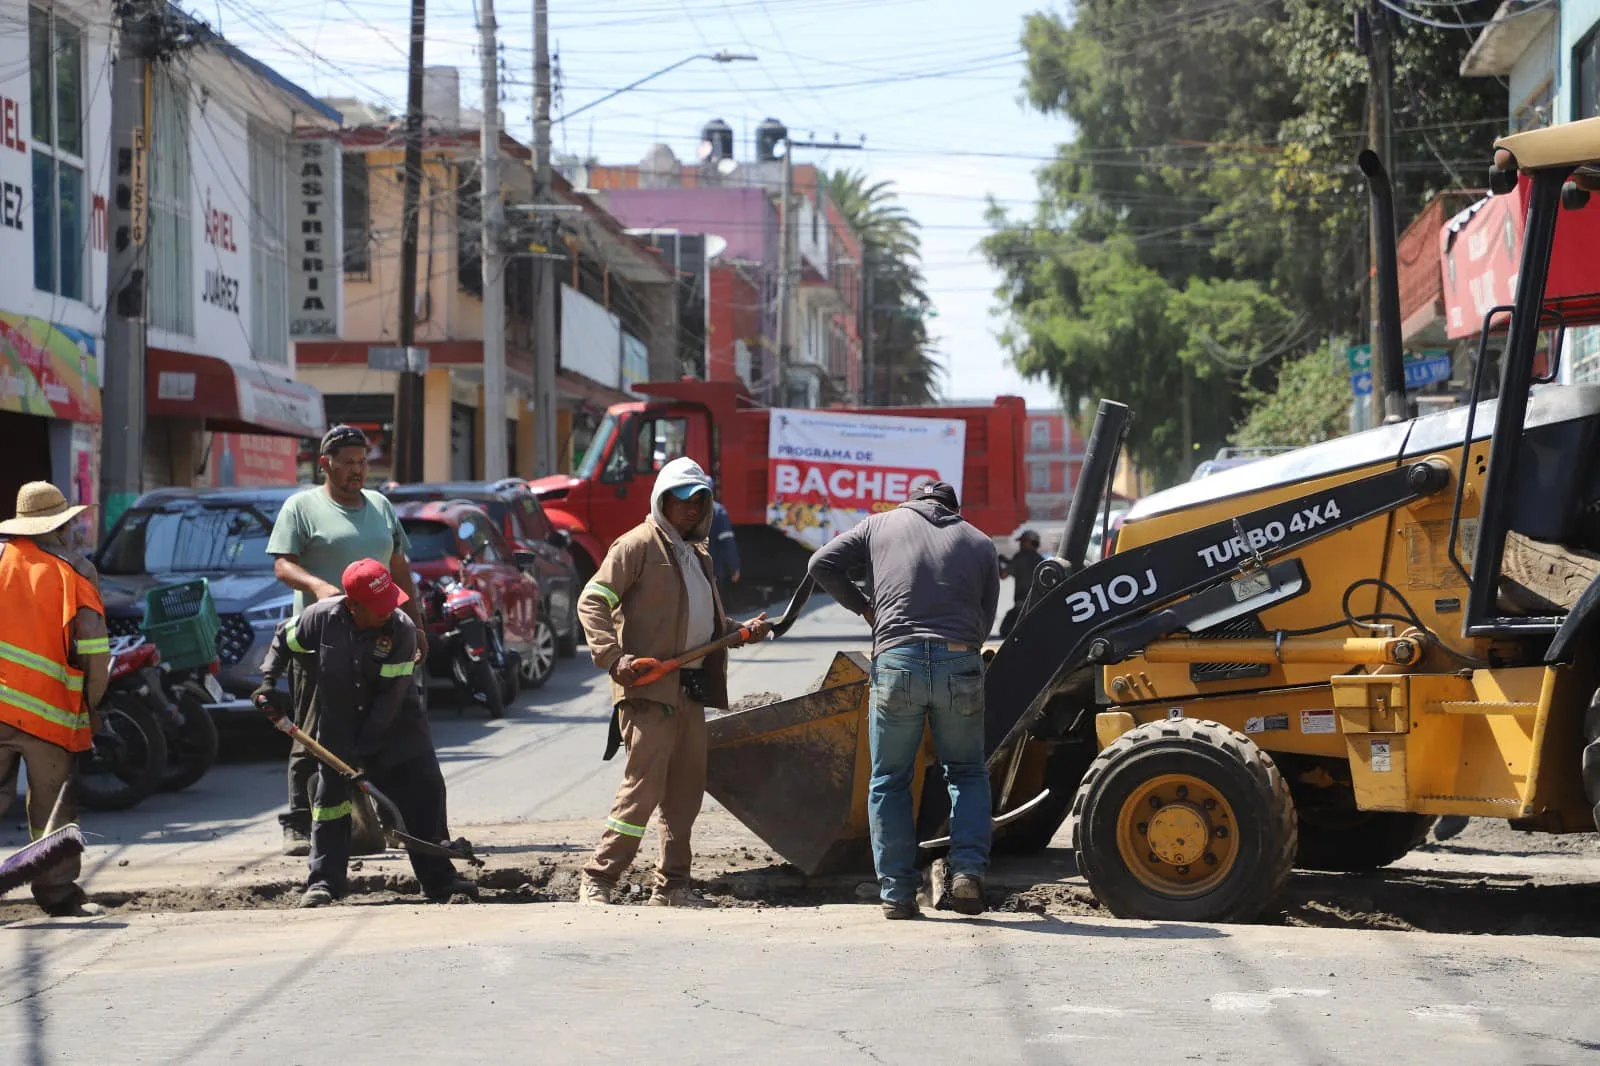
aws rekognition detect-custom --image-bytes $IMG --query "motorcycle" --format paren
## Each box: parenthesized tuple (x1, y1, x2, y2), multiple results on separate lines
(418, 573, 520, 719)
(78, 637, 170, 811)
(78, 636, 221, 811)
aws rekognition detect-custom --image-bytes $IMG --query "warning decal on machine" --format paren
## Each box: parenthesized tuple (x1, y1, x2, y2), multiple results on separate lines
(1300, 709, 1337, 735)
(1245, 714, 1290, 734)
(1370, 739, 1392, 773)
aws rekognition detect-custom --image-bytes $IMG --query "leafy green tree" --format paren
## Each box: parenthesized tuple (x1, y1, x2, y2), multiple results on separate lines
(827, 169, 941, 405)
(1232, 341, 1354, 448)
(987, 0, 1507, 488)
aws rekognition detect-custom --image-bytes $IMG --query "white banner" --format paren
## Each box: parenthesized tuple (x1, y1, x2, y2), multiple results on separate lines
(766, 407, 966, 550)
(288, 136, 342, 338)
(560, 284, 621, 388)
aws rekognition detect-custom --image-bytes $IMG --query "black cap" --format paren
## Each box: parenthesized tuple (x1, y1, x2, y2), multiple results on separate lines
(913, 480, 960, 511)
(320, 424, 369, 456)
(1018, 529, 1040, 544)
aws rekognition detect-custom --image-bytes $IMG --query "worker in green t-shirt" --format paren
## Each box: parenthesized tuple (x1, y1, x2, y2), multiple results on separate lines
(266, 424, 427, 855)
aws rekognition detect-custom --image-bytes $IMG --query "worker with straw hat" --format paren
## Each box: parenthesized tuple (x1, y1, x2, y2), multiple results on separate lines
(0, 482, 109, 917)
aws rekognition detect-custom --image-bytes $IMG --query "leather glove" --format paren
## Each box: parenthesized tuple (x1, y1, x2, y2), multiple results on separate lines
(252, 684, 286, 717)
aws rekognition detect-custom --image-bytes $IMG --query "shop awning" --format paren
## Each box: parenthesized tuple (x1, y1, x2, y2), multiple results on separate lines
(147, 349, 326, 439)
(1441, 180, 1600, 339)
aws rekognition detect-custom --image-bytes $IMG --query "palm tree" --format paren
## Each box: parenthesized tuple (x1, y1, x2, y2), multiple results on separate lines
(827, 169, 942, 405)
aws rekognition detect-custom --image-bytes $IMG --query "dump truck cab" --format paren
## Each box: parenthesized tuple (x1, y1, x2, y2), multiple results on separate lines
(528, 391, 720, 581)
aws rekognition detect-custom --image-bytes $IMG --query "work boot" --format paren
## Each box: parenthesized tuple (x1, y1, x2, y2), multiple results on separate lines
(40, 897, 104, 918)
(949, 874, 986, 916)
(282, 825, 311, 857)
(647, 884, 708, 908)
(424, 876, 480, 902)
(881, 899, 921, 920)
(578, 875, 613, 906)
(300, 886, 334, 909)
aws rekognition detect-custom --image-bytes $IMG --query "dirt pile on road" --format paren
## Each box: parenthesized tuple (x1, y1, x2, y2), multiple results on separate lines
(5, 815, 1596, 933)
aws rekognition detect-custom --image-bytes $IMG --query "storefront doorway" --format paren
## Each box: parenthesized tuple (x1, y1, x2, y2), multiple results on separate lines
(0, 411, 54, 515)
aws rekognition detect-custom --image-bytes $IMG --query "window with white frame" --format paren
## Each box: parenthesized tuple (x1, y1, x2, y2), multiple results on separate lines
(1030, 462, 1050, 492)
(29, 6, 85, 301)
(149, 72, 193, 335)
(1030, 419, 1050, 450)
(249, 123, 287, 364)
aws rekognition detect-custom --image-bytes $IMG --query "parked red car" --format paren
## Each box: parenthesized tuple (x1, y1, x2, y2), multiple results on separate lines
(396, 500, 554, 689)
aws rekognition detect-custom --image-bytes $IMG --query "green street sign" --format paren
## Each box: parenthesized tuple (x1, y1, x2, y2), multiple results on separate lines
(1344, 345, 1451, 378)
(1345, 344, 1372, 375)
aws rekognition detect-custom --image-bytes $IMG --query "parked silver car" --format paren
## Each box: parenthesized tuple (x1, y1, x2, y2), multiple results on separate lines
(97, 487, 301, 713)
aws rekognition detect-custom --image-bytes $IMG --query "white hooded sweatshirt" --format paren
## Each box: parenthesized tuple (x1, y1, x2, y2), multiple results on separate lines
(650, 456, 717, 649)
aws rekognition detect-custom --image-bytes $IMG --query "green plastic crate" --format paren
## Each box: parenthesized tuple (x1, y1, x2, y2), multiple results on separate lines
(140, 578, 221, 671)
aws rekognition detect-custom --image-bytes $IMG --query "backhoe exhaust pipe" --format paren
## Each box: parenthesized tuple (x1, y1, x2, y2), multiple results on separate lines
(1057, 398, 1131, 570)
(1358, 149, 1409, 424)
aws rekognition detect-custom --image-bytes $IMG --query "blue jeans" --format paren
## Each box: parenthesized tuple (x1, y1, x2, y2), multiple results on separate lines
(868, 642, 992, 904)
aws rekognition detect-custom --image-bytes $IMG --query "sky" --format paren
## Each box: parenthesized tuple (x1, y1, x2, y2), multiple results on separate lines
(210, 0, 1068, 408)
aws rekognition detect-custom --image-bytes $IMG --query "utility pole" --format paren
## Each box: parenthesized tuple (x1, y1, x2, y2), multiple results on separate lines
(392, 0, 428, 482)
(531, 0, 558, 476)
(101, 0, 157, 534)
(478, 0, 507, 479)
(774, 145, 792, 406)
(1365, 0, 1397, 428)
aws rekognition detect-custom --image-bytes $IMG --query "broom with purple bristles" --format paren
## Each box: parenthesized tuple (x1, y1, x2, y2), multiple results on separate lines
(0, 784, 85, 898)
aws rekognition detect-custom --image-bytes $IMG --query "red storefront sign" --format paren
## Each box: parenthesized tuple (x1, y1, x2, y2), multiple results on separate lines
(1440, 195, 1520, 339)
(1441, 177, 1600, 340)
(207, 433, 300, 487)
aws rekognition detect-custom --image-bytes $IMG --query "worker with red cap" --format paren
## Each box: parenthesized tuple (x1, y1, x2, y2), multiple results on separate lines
(254, 559, 474, 907)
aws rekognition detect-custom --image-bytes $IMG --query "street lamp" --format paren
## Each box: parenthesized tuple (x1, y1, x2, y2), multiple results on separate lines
(559, 52, 758, 122)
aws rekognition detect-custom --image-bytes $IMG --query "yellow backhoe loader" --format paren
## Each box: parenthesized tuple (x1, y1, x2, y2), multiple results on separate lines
(707, 119, 1600, 923)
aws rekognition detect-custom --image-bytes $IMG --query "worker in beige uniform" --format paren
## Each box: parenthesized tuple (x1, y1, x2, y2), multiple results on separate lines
(0, 483, 111, 917)
(577, 457, 770, 906)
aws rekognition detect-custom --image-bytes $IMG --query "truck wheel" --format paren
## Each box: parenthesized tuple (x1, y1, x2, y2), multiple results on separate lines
(1069, 719, 1297, 923)
(1294, 810, 1436, 872)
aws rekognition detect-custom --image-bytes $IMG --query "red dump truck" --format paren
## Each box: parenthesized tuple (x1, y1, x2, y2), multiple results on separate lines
(528, 380, 1029, 590)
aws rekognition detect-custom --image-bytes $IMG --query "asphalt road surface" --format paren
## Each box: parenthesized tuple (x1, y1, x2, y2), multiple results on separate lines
(4, 904, 1598, 1064)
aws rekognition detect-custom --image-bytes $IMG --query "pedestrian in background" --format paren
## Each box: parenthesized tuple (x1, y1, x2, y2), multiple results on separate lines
(254, 560, 472, 907)
(807, 480, 999, 919)
(709, 495, 741, 601)
(0, 483, 111, 917)
(576, 457, 770, 907)
(265, 425, 425, 856)
(997, 529, 1044, 638)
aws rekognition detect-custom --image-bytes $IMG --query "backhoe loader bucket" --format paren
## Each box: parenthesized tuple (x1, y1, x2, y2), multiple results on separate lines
(706, 651, 935, 876)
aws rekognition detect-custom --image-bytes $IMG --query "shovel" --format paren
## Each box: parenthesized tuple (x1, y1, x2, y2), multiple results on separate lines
(265, 714, 483, 868)
(625, 616, 768, 688)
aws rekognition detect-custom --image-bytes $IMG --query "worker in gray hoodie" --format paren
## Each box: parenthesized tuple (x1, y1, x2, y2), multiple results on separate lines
(807, 480, 1000, 919)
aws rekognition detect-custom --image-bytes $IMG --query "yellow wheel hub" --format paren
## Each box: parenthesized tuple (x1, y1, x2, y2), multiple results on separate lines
(1116, 773, 1239, 898)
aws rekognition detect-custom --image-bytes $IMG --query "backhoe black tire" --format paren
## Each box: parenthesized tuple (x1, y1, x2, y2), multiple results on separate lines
(1070, 718, 1297, 923)
(1580, 688, 1600, 829)
(1294, 810, 1436, 872)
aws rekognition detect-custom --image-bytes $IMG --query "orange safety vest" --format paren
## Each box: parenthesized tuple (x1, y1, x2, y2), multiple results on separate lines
(0, 537, 104, 752)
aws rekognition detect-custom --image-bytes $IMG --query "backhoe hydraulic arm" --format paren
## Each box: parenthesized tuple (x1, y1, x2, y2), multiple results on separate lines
(982, 458, 1451, 757)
